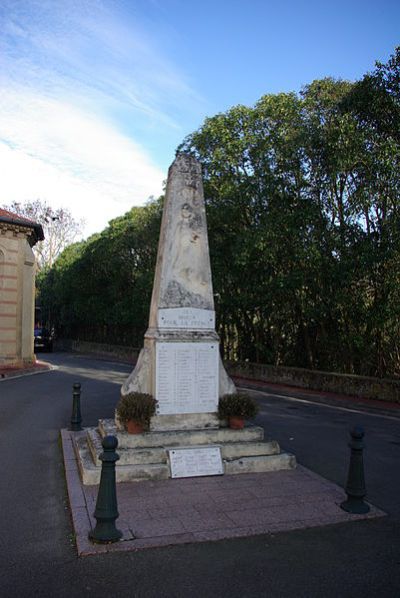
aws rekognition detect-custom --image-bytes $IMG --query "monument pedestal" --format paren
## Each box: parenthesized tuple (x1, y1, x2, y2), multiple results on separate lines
(74, 419, 296, 485)
(120, 328, 235, 431)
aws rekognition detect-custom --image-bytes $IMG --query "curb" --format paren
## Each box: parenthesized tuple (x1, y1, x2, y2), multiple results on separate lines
(233, 376, 400, 418)
(0, 362, 54, 381)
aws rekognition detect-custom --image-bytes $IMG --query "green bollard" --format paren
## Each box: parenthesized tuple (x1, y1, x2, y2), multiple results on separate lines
(70, 383, 82, 431)
(340, 426, 370, 514)
(89, 435, 123, 544)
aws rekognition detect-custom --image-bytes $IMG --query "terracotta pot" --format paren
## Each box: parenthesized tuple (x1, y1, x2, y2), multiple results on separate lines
(126, 419, 144, 434)
(229, 416, 245, 430)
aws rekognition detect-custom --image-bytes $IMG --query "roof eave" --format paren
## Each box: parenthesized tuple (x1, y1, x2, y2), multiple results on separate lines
(0, 215, 45, 245)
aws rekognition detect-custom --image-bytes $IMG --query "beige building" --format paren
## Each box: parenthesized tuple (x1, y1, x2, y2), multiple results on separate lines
(0, 208, 44, 367)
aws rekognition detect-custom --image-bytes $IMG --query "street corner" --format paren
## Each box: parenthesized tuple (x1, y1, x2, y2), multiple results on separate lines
(0, 359, 54, 380)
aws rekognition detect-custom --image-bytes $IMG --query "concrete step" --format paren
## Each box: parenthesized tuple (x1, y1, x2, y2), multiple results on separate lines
(224, 453, 296, 475)
(99, 418, 265, 449)
(87, 428, 168, 467)
(76, 423, 296, 485)
(76, 434, 295, 485)
(150, 412, 220, 431)
(75, 436, 169, 485)
(88, 427, 280, 467)
(222, 440, 280, 460)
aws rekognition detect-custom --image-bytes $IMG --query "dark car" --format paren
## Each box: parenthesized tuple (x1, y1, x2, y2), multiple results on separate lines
(34, 327, 54, 352)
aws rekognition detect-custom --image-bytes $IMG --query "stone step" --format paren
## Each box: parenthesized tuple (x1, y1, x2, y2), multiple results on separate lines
(87, 428, 168, 467)
(222, 440, 280, 460)
(99, 418, 265, 449)
(75, 435, 295, 485)
(75, 428, 296, 485)
(75, 436, 169, 485)
(87, 427, 280, 467)
(150, 412, 220, 432)
(224, 453, 296, 475)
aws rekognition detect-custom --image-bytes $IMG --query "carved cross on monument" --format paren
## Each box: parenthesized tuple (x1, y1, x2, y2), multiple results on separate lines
(120, 153, 236, 431)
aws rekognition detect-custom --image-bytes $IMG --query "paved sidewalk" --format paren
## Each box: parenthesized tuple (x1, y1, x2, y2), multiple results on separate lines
(61, 429, 385, 557)
(0, 359, 52, 380)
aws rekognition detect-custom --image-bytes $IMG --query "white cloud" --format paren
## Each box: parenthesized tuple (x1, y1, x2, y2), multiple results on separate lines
(0, 0, 204, 238)
(0, 90, 164, 237)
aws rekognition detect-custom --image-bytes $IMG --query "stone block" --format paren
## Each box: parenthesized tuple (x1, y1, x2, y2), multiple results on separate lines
(99, 419, 265, 449)
(1, 278, 18, 290)
(221, 441, 280, 460)
(75, 435, 169, 485)
(87, 427, 168, 466)
(0, 328, 17, 341)
(0, 304, 17, 316)
(150, 412, 220, 431)
(224, 453, 296, 475)
(0, 315, 16, 328)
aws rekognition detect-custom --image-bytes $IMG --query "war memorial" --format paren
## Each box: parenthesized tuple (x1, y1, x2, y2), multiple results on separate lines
(75, 153, 295, 484)
(60, 154, 382, 556)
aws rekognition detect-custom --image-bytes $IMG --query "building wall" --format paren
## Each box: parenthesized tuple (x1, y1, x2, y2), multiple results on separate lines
(0, 226, 36, 367)
(22, 242, 36, 361)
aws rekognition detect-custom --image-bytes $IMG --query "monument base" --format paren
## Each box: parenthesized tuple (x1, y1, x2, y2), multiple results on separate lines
(74, 419, 296, 485)
(116, 412, 220, 432)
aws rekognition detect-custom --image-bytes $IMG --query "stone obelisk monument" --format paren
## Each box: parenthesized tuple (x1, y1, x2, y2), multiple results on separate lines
(76, 153, 296, 483)
(121, 153, 235, 431)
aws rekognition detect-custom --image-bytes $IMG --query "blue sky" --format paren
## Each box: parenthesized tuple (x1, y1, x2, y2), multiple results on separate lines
(0, 0, 398, 237)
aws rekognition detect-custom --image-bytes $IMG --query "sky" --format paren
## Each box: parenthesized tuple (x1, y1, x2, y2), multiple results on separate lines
(0, 0, 399, 238)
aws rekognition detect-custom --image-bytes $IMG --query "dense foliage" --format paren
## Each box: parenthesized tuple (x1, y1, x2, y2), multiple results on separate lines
(39, 49, 400, 378)
(38, 200, 162, 346)
(218, 394, 259, 419)
(116, 393, 157, 428)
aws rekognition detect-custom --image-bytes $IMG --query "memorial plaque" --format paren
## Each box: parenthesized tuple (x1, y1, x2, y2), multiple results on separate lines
(158, 308, 215, 330)
(169, 446, 224, 478)
(156, 342, 218, 415)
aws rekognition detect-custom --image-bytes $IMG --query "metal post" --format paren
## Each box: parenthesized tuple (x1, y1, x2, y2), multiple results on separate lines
(70, 382, 82, 431)
(340, 426, 370, 514)
(89, 435, 123, 544)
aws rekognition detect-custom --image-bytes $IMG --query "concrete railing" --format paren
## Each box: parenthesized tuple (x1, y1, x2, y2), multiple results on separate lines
(226, 361, 400, 403)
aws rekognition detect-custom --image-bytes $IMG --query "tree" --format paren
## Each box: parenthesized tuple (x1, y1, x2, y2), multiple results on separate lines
(179, 51, 400, 377)
(338, 47, 400, 376)
(37, 47, 400, 377)
(38, 199, 162, 345)
(1, 199, 84, 270)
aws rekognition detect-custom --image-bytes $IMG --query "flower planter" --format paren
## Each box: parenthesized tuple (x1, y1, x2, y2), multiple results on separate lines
(228, 416, 245, 430)
(126, 419, 144, 434)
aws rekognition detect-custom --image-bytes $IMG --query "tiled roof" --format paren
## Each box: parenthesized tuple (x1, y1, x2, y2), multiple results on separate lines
(0, 208, 38, 226)
(0, 208, 45, 243)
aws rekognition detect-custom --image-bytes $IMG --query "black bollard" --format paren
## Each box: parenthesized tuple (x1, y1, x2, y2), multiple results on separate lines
(89, 435, 123, 544)
(340, 426, 370, 514)
(70, 383, 82, 431)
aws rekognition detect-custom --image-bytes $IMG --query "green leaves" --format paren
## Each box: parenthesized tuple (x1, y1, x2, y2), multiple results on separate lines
(180, 48, 400, 377)
(38, 201, 163, 345)
(40, 47, 400, 378)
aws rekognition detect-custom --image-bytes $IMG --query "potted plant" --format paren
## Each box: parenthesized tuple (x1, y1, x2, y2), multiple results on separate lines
(218, 393, 259, 429)
(115, 392, 157, 434)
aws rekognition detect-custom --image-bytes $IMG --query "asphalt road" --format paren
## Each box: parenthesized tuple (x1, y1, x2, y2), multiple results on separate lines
(1, 352, 399, 598)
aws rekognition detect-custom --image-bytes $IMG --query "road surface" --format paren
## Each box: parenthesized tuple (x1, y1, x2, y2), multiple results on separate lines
(1, 352, 399, 597)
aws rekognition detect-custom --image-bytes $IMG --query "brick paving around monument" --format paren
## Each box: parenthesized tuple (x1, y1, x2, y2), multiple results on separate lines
(61, 429, 385, 557)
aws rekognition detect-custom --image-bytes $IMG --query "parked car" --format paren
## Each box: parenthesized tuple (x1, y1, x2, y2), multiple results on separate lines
(34, 326, 54, 352)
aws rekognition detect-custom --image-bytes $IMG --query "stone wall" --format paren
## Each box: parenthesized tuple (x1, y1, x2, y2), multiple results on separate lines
(55, 339, 400, 403)
(55, 339, 139, 363)
(226, 361, 400, 404)
(0, 227, 36, 367)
